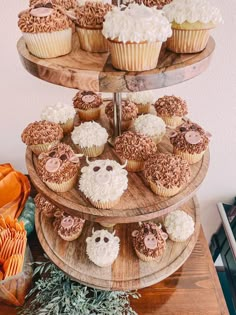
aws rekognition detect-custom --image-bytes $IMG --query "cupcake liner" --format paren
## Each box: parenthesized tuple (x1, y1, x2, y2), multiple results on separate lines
(134, 248, 161, 262)
(108, 39, 162, 71)
(23, 28, 72, 58)
(151, 132, 165, 144)
(78, 107, 101, 121)
(137, 103, 151, 114)
(76, 144, 105, 157)
(58, 228, 83, 241)
(45, 173, 78, 193)
(59, 118, 74, 134)
(89, 198, 120, 209)
(99, 222, 116, 228)
(168, 234, 190, 243)
(109, 118, 133, 131)
(120, 158, 144, 172)
(76, 27, 109, 52)
(29, 140, 60, 156)
(159, 115, 183, 129)
(167, 28, 211, 53)
(149, 181, 181, 197)
(173, 149, 205, 164)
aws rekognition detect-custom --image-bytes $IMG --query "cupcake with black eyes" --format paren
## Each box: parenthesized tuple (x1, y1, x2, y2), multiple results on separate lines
(37, 143, 82, 192)
(79, 159, 128, 209)
(170, 121, 210, 164)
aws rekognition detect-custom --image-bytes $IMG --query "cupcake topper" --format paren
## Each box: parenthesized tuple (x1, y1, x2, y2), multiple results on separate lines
(45, 158, 61, 173)
(82, 95, 96, 104)
(144, 233, 158, 250)
(184, 130, 202, 145)
(60, 216, 75, 229)
(30, 7, 54, 17)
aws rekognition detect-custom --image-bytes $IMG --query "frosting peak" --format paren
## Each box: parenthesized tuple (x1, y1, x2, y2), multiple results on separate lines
(41, 102, 76, 124)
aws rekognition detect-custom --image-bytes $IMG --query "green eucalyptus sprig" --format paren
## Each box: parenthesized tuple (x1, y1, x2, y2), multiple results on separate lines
(18, 258, 140, 315)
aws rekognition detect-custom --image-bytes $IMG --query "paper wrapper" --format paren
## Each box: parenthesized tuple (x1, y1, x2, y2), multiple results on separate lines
(158, 115, 183, 129)
(29, 140, 60, 156)
(23, 28, 72, 58)
(59, 118, 74, 134)
(89, 198, 120, 209)
(151, 132, 165, 144)
(78, 107, 101, 121)
(167, 28, 211, 53)
(45, 173, 78, 193)
(168, 233, 191, 243)
(136, 103, 151, 114)
(76, 27, 109, 52)
(134, 248, 161, 262)
(120, 158, 144, 172)
(76, 144, 105, 158)
(173, 149, 205, 164)
(58, 227, 83, 241)
(108, 39, 162, 71)
(99, 222, 116, 228)
(149, 181, 181, 197)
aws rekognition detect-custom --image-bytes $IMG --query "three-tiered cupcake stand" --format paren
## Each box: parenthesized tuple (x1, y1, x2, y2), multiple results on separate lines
(17, 32, 214, 290)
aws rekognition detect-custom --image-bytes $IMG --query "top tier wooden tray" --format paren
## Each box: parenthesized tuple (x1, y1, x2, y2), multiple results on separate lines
(17, 34, 215, 93)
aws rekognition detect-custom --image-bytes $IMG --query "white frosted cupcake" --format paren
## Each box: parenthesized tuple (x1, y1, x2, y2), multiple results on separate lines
(86, 229, 120, 267)
(71, 121, 108, 157)
(127, 91, 154, 114)
(79, 159, 128, 209)
(163, 0, 222, 53)
(102, 4, 172, 71)
(41, 102, 76, 134)
(164, 210, 195, 242)
(134, 114, 166, 144)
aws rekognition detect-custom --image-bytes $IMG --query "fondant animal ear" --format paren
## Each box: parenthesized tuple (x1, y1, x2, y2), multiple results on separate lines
(205, 131, 212, 138)
(86, 237, 91, 243)
(92, 228, 95, 235)
(161, 232, 168, 240)
(132, 230, 139, 237)
(112, 230, 116, 236)
(114, 236, 120, 243)
(121, 160, 127, 169)
(86, 156, 91, 165)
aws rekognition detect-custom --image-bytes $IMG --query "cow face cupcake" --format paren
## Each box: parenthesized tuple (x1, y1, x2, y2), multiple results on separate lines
(144, 153, 191, 197)
(114, 131, 157, 172)
(169, 121, 210, 164)
(154, 95, 188, 129)
(132, 222, 168, 262)
(73, 90, 103, 121)
(86, 229, 120, 267)
(37, 143, 81, 192)
(105, 100, 138, 131)
(79, 159, 128, 209)
(126, 91, 154, 114)
(34, 193, 58, 218)
(21, 120, 63, 156)
(29, 0, 77, 10)
(18, 2, 73, 58)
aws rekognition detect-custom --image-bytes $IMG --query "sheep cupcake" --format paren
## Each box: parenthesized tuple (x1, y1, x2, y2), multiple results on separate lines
(126, 91, 154, 114)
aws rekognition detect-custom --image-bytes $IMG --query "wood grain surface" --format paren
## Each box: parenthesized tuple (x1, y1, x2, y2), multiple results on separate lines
(17, 34, 215, 93)
(34, 197, 200, 291)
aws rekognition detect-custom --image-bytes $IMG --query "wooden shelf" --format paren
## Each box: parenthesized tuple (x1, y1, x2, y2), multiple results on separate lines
(35, 197, 200, 291)
(17, 34, 215, 93)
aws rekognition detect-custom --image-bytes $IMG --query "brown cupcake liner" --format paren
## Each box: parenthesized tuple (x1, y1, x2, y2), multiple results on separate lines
(173, 149, 205, 164)
(76, 144, 105, 157)
(59, 118, 74, 134)
(78, 107, 101, 121)
(45, 173, 78, 193)
(134, 248, 162, 262)
(149, 181, 181, 197)
(89, 198, 120, 209)
(136, 103, 151, 114)
(99, 222, 116, 228)
(29, 140, 60, 156)
(76, 27, 109, 52)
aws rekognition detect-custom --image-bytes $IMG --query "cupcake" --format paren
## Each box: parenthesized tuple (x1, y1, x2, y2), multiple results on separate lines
(115, 131, 157, 172)
(164, 210, 195, 242)
(126, 91, 154, 114)
(71, 121, 108, 157)
(102, 4, 172, 71)
(169, 121, 210, 164)
(134, 114, 166, 144)
(29, 0, 77, 10)
(41, 102, 76, 134)
(144, 153, 191, 197)
(53, 211, 85, 241)
(154, 95, 188, 129)
(132, 222, 168, 262)
(34, 193, 58, 218)
(105, 100, 138, 131)
(73, 90, 103, 121)
(18, 3, 73, 58)
(86, 229, 120, 267)
(75, 1, 112, 52)
(124, 0, 173, 9)
(21, 120, 63, 156)
(37, 143, 81, 192)
(79, 159, 128, 209)
(163, 0, 222, 53)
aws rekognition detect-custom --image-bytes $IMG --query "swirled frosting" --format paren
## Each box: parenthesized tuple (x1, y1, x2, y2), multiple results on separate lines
(164, 210, 195, 241)
(21, 121, 63, 145)
(155, 95, 188, 117)
(73, 91, 103, 110)
(75, 2, 112, 29)
(144, 153, 191, 188)
(134, 114, 166, 137)
(115, 131, 157, 161)
(29, 0, 77, 10)
(102, 3, 172, 43)
(34, 193, 58, 217)
(18, 5, 72, 33)
(126, 91, 154, 105)
(71, 122, 108, 148)
(79, 159, 128, 202)
(105, 100, 138, 121)
(124, 0, 172, 9)
(41, 102, 75, 124)
(163, 0, 222, 25)
(170, 121, 210, 154)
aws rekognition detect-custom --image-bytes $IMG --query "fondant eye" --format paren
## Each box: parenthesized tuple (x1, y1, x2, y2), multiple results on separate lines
(190, 125, 197, 130)
(60, 154, 67, 161)
(45, 2, 53, 8)
(104, 237, 109, 243)
(180, 127, 187, 132)
(93, 166, 100, 172)
(144, 228, 149, 234)
(95, 237, 100, 242)
(34, 3, 43, 8)
(106, 166, 113, 171)
(151, 229, 156, 234)
(49, 151, 56, 157)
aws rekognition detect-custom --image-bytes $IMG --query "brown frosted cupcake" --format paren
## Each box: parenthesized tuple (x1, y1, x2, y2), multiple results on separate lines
(105, 100, 138, 131)
(73, 90, 103, 121)
(75, 2, 112, 52)
(21, 121, 63, 156)
(29, 0, 77, 10)
(18, 3, 73, 58)
(132, 222, 168, 262)
(114, 131, 157, 172)
(154, 95, 188, 128)
(34, 193, 58, 218)
(144, 153, 191, 196)
(170, 121, 210, 164)
(130, 0, 172, 9)
(37, 143, 81, 192)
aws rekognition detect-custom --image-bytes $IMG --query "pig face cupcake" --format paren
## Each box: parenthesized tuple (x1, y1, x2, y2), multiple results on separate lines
(126, 91, 154, 114)
(132, 222, 168, 262)
(169, 121, 210, 164)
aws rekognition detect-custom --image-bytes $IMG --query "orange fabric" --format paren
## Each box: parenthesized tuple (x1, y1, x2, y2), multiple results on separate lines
(0, 164, 30, 219)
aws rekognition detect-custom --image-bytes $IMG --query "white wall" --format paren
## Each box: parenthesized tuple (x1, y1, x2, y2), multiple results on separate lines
(1, 1, 235, 242)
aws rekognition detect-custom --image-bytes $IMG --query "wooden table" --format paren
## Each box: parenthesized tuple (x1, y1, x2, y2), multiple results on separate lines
(0, 227, 229, 315)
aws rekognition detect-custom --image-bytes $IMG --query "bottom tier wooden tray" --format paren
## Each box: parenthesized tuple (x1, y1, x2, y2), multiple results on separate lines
(35, 197, 200, 291)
